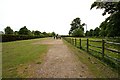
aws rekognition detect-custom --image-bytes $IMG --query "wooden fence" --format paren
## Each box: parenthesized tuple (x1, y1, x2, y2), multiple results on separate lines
(63, 37, 120, 65)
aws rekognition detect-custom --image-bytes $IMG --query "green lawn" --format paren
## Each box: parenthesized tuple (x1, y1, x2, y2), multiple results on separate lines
(2, 38, 48, 78)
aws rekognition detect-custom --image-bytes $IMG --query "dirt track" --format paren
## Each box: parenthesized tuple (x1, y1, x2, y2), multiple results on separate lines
(19, 38, 94, 78)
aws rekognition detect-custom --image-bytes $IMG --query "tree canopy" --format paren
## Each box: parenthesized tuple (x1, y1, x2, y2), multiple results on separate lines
(4, 26, 13, 34)
(69, 17, 85, 37)
(18, 26, 31, 35)
(91, 0, 120, 37)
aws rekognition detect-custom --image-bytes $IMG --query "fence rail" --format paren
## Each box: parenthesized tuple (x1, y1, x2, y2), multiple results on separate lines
(105, 48, 120, 54)
(89, 44, 102, 48)
(89, 40, 102, 42)
(63, 37, 120, 64)
(106, 41, 120, 45)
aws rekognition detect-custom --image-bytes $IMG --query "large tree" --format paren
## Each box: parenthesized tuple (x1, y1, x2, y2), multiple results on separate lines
(91, 0, 120, 37)
(4, 26, 14, 34)
(69, 17, 85, 37)
(18, 26, 31, 35)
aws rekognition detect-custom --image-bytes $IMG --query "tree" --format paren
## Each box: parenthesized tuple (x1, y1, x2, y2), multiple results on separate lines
(87, 29, 94, 37)
(85, 30, 89, 37)
(93, 27, 100, 37)
(42, 32, 49, 37)
(34, 30, 41, 36)
(4, 26, 13, 34)
(72, 28, 84, 37)
(14, 31, 19, 35)
(51, 32, 56, 36)
(99, 21, 107, 37)
(18, 26, 31, 35)
(69, 17, 85, 37)
(91, 0, 120, 37)
(91, 1, 120, 16)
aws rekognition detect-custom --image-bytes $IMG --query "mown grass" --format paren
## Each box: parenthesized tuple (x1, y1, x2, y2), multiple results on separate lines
(63, 38, 119, 78)
(2, 38, 48, 78)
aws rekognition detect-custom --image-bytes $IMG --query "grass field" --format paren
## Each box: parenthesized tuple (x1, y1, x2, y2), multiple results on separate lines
(2, 38, 48, 78)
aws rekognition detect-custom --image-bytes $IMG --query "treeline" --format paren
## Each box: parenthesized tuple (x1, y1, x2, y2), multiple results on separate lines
(85, 27, 100, 37)
(1, 26, 56, 42)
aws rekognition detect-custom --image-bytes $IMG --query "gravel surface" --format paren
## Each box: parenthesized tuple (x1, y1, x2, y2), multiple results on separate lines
(18, 38, 94, 78)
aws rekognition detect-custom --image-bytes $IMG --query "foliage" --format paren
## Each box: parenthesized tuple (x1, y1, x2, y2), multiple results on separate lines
(91, 1, 120, 16)
(34, 30, 41, 36)
(18, 26, 31, 35)
(72, 28, 84, 37)
(14, 31, 19, 35)
(85, 27, 100, 37)
(3, 26, 56, 42)
(51, 32, 56, 36)
(69, 17, 85, 37)
(4, 26, 13, 34)
(86, 29, 94, 37)
(2, 34, 45, 42)
(42, 32, 49, 37)
(91, 0, 120, 37)
(93, 27, 100, 37)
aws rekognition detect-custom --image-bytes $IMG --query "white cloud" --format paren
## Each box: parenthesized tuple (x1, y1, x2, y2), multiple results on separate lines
(0, 0, 109, 35)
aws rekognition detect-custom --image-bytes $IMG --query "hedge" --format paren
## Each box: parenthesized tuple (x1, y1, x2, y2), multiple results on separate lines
(1, 34, 45, 42)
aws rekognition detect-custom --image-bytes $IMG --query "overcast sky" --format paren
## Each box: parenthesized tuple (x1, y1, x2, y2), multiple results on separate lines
(0, 0, 109, 35)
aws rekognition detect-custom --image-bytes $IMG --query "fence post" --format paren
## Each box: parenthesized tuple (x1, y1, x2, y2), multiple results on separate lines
(102, 40, 105, 59)
(80, 38, 82, 49)
(75, 38, 76, 46)
(87, 38, 89, 52)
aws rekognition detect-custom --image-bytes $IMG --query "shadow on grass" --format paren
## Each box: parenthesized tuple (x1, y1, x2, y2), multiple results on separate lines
(80, 47, 119, 76)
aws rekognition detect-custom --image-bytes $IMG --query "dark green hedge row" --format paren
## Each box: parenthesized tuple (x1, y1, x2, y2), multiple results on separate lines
(1, 34, 45, 42)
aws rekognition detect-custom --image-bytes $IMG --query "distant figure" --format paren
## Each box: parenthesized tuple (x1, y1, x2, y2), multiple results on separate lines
(54, 36, 55, 39)
(57, 35, 61, 39)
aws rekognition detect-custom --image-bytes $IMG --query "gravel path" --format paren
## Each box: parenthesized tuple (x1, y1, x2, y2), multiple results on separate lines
(19, 38, 94, 78)
(33, 38, 94, 78)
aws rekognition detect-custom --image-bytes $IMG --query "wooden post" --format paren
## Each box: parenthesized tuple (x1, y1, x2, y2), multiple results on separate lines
(87, 38, 89, 52)
(80, 39, 82, 49)
(102, 40, 105, 59)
